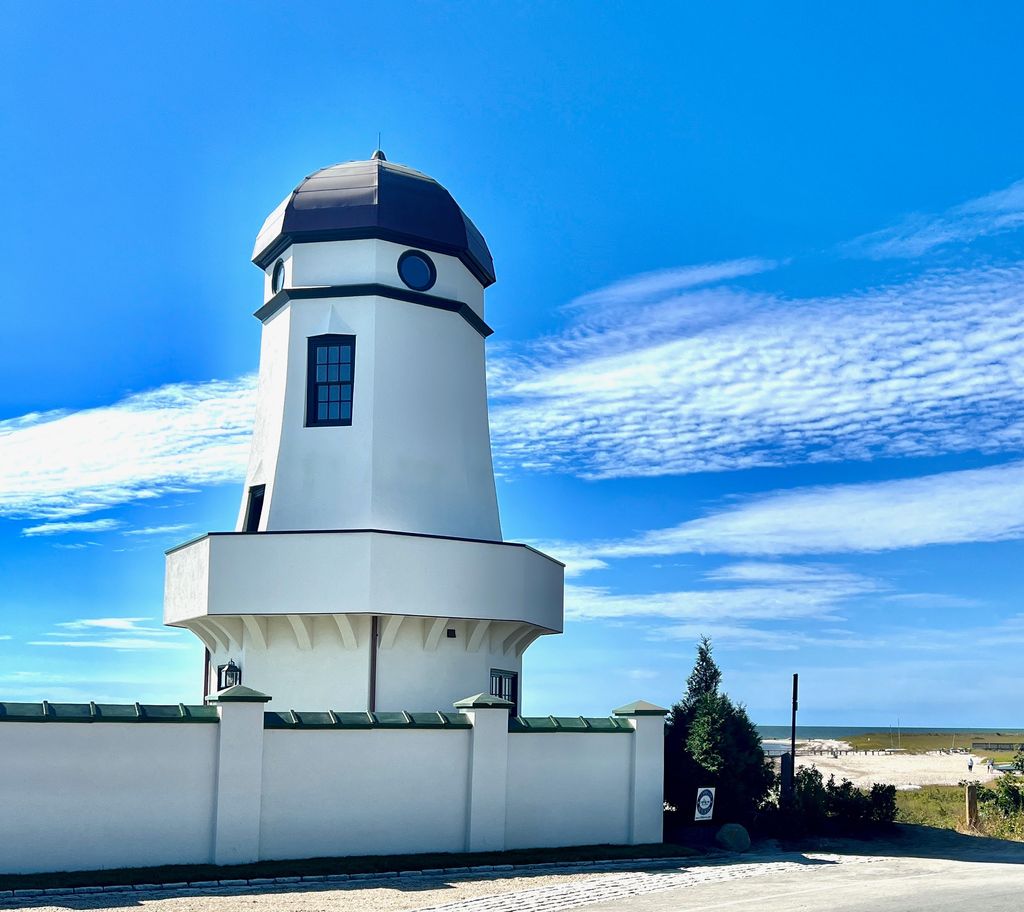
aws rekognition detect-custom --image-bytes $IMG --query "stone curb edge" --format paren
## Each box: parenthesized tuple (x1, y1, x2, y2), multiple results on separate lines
(0, 856, 695, 900)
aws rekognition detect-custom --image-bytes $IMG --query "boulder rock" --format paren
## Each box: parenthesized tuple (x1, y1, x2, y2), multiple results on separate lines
(715, 822, 751, 853)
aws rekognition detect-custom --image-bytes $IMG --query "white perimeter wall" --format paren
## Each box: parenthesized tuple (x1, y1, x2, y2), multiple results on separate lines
(0, 724, 218, 873)
(259, 729, 470, 859)
(506, 733, 633, 849)
(0, 706, 663, 875)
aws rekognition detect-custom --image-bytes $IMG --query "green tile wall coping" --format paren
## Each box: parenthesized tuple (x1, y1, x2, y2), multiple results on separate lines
(508, 716, 634, 733)
(0, 705, 636, 733)
(0, 702, 218, 723)
(262, 710, 473, 730)
(261, 712, 633, 732)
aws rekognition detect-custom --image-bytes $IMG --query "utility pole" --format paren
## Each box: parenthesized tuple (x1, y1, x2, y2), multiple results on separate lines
(781, 673, 799, 805)
(791, 673, 799, 762)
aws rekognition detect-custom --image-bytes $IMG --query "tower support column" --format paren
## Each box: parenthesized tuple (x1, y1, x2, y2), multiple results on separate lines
(455, 694, 513, 852)
(209, 686, 272, 865)
(613, 701, 669, 845)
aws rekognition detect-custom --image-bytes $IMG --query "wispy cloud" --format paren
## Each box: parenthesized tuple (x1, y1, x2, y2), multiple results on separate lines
(567, 258, 778, 310)
(121, 524, 192, 537)
(654, 624, 875, 652)
(623, 668, 659, 680)
(563, 557, 1007, 658)
(6, 253, 1024, 526)
(491, 262, 1024, 479)
(849, 178, 1024, 259)
(540, 459, 1024, 564)
(664, 613, 1024, 657)
(0, 377, 255, 520)
(30, 617, 189, 651)
(57, 618, 164, 632)
(566, 561, 877, 624)
(22, 518, 121, 537)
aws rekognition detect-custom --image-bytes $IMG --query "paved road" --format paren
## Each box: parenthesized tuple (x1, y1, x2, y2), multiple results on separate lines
(10, 830, 1024, 912)
(568, 853, 1023, 911)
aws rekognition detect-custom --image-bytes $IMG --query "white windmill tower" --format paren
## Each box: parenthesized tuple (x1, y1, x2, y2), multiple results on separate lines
(164, 151, 564, 712)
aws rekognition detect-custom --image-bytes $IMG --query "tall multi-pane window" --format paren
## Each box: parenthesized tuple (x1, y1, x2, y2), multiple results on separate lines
(490, 669, 519, 715)
(306, 335, 355, 427)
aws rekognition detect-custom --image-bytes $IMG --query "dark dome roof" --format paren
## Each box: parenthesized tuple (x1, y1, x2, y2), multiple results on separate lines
(252, 154, 495, 287)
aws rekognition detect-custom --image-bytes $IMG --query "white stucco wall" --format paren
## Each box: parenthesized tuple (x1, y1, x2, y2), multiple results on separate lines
(164, 527, 561, 711)
(373, 617, 524, 713)
(238, 281, 500, 541)
(0, 706, 662, 875)
(195, 615, 529, 713)
(282, 239, 486, 319)
(165, 532, 563, 632)
(259, 729, 471, 859)
(234, 302, 292, 533)
(505, 733, 633, 849)
(0, 723, 218, 874)
(202, 615, 372, 711)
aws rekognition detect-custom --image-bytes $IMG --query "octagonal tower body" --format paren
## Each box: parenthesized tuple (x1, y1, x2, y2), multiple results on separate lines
(164, 153, 564, 712)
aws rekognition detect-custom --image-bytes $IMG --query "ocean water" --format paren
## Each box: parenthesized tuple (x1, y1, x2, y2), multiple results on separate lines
(756, 725, 1022, 741)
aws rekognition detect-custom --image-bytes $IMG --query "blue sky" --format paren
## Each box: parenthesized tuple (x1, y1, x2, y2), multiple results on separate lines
(2, 2, 1023, 725)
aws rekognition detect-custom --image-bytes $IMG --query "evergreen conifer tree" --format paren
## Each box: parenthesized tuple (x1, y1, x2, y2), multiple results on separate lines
(664, 637, 774, 832)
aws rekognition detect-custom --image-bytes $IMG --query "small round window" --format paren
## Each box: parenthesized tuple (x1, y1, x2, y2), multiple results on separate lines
(271, 260, 286, 294)
(397, 250, 436, 291)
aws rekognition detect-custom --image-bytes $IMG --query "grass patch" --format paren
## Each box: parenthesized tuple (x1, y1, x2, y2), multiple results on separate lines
(896, 785, 965, 829)
(844, 731, 1024, 755)
(895, 783, 1024, 842)
(0, 842, 697, 892)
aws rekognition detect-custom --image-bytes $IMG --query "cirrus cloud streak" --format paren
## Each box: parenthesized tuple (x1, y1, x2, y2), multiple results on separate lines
(539, 458, 1024, 569)
(490, 262, 1024, 480)
(0, 378, 255, 520)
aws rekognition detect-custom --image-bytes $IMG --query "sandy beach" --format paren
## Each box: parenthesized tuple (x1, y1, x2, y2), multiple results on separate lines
(776, 739, 1001, 790)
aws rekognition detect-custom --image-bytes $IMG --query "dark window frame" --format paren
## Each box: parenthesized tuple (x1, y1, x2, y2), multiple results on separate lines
(243, 484, 265, 532)
(489, 668, 519, 715)
(397, 249, 437, 292)
(271, 259, 286, 294)
(306, 334, 356, 427)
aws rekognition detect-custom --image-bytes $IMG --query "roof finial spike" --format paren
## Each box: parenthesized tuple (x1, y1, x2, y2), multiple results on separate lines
(372, 132, 386, 161)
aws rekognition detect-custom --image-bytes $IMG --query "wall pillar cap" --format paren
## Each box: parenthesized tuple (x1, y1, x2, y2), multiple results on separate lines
(453, 693, 514, 709)
(206, 685, 273, 704)
(613, 700, 668, 717)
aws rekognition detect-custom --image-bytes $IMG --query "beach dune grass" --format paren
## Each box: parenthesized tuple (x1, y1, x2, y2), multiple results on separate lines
(895, 786, 965, 829)
(843, 731, 1024, 758)
(896, 784, 1024, 842)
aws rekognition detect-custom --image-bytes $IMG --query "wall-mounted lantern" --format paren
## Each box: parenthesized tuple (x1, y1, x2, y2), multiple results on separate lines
(217, 659, 242, 690)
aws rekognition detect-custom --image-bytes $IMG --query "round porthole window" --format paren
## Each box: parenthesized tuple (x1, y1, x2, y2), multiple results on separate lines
(271, 259, 286, 294)
(397, 250, 436, 291)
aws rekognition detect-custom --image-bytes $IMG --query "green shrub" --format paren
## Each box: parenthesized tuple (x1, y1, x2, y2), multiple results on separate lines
(869, 783, 898, 824)
(762, 767, 896, 836)
(990, 775, 1024, 816)
(664, 637, 775, 830)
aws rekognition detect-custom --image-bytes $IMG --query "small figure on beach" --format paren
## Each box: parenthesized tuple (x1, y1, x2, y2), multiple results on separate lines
(988, 759, 995, 773)
(967, 757, 974, 773)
